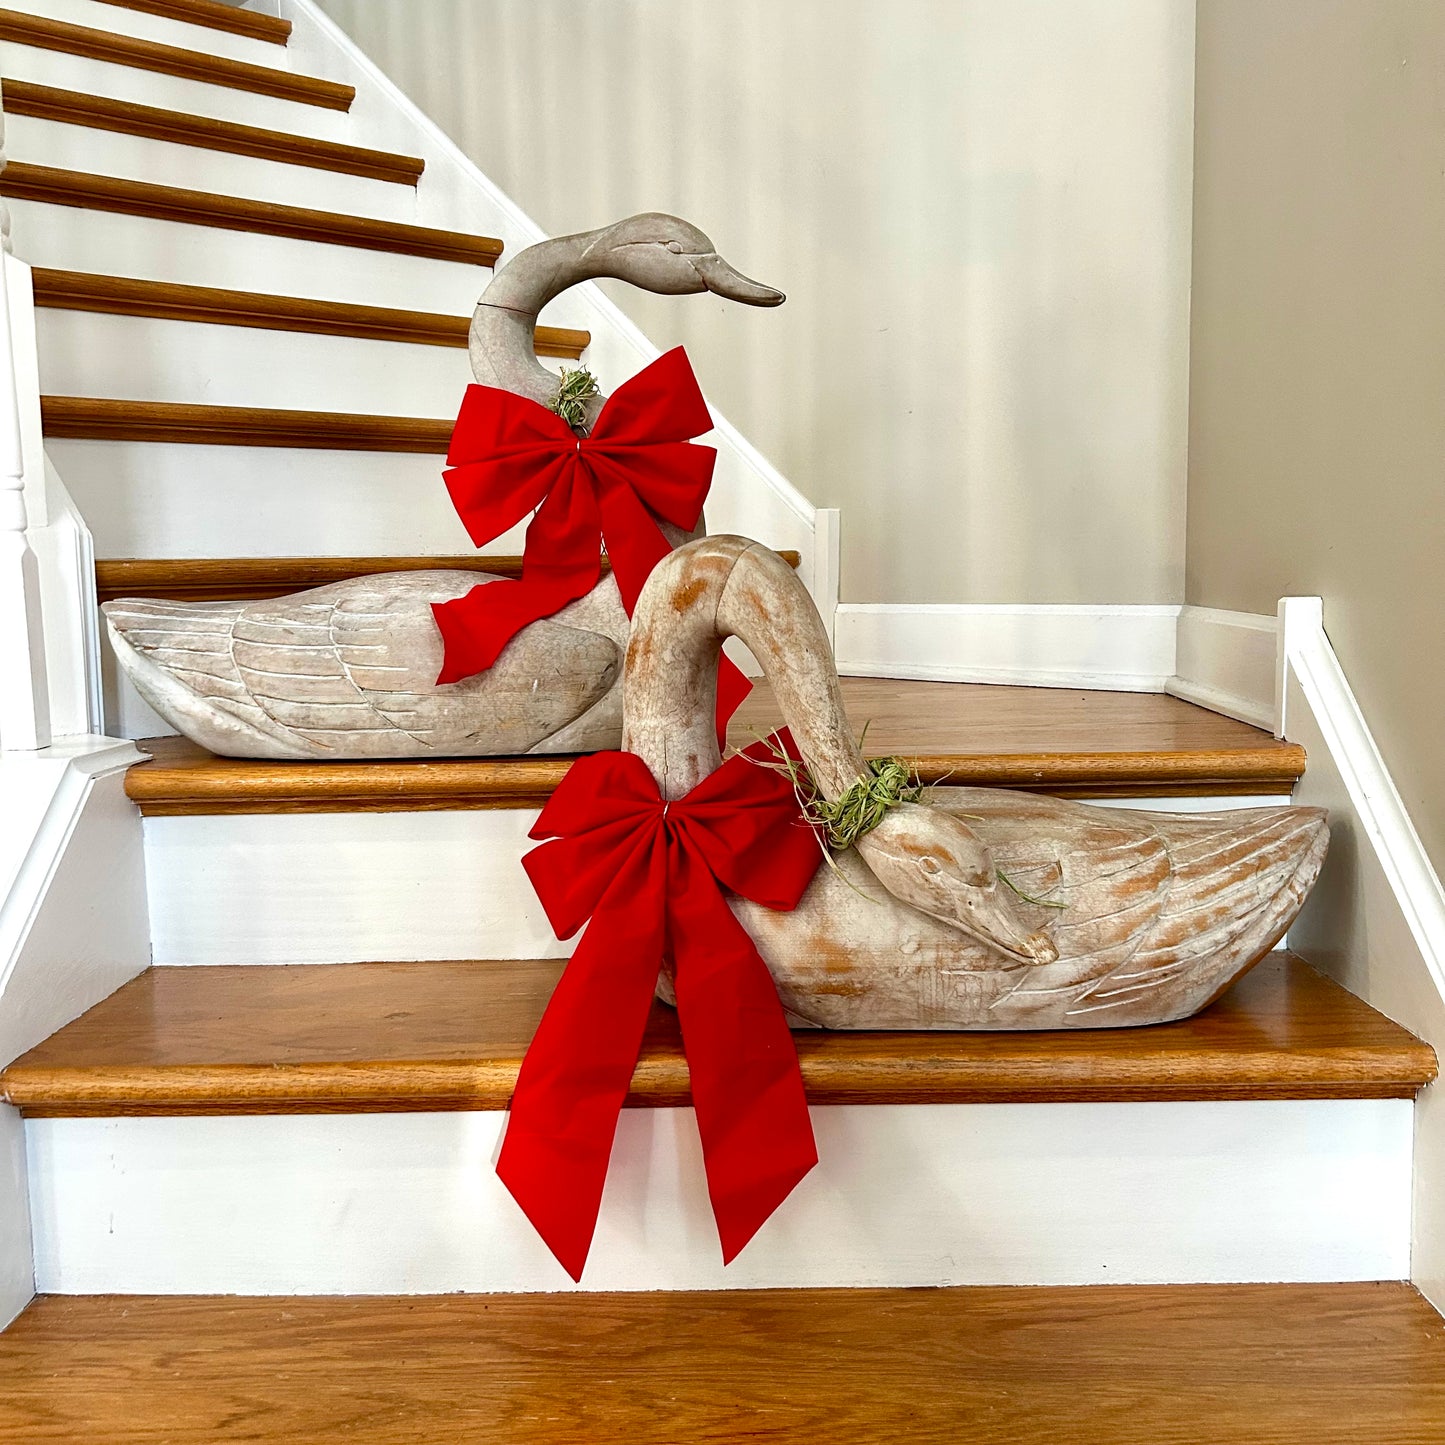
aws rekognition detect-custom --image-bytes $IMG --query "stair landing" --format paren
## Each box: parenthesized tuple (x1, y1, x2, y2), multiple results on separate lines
(2, 1283, 1442, 1442)
(122, 678, 1308, 814)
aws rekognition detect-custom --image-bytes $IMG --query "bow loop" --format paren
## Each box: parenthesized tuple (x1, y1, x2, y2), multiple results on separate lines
(588, 345, 715, 445)
(432, 346, 749, 737)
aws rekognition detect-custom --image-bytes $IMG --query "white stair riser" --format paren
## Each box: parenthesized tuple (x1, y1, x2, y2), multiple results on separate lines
(27, 1100, 1413, 1293)
(7, 114, 415, 221)
(48, 439, 512, 558)
(8, 202, 491, 313)
(0, 42, 349, 139)
(142, 798, 1294, 966)
(5, 0, 291, 67)
(38, 312, 482, 416)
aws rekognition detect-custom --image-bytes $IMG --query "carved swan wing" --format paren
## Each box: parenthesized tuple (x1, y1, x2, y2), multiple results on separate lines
(732, 788, 1327, 1031)
(104, 571, 624, 760)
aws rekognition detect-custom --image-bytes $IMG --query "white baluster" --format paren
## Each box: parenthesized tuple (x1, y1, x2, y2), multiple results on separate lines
(0, 93, 51, 752)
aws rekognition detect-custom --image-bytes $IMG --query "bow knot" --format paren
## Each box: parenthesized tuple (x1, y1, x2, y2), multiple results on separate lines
(498, 737, 824, 1280)
(432, 346, 750, 734)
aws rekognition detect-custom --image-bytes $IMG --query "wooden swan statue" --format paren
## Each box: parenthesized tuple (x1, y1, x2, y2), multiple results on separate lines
(625, 537, 1329, 1030)
(102, 215, 783, 760)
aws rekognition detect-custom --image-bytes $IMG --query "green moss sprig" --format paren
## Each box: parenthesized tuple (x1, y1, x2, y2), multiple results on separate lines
(548, 366, 600, 431)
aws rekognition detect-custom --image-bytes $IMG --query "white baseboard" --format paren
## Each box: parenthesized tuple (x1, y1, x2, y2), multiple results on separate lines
(1168, 605, 1279, 730)
(28, 1098, 1410, 1295)
(833, 603, 1180, 690)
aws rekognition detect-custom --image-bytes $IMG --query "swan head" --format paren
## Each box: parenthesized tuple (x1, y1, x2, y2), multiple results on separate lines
(580, 212, 785, 306)
(852, 802, 1060, 967)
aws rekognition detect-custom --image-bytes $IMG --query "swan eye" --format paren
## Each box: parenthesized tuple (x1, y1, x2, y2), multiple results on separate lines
(918, 856, 942, 877)
(666, 241, 685, 254)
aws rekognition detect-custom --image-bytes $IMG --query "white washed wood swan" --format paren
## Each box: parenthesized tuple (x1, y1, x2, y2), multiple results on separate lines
(627, 536, 1329, 1030)
(102, 214, 784, 760)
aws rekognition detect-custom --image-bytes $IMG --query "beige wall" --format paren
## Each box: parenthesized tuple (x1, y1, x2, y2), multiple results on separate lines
(317, 0, 1194, 605)
(1189, 0, 1445, 869)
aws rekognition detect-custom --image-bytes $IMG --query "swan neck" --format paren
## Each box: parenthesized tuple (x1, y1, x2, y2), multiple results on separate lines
(622, 538, 866, 801)
(468, 227, 614, 408)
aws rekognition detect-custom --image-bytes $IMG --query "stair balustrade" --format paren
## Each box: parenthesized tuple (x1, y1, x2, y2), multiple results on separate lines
(0, 106, 51, 752)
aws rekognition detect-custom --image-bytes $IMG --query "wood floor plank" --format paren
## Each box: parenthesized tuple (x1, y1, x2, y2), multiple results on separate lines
(1, 1284, 1442, 1443)
(2, 953, 1432, 1116)
(120, 679, 1308, 815)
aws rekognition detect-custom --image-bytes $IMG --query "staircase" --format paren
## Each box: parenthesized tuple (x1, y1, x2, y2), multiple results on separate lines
(1, 1, 1443, 1439)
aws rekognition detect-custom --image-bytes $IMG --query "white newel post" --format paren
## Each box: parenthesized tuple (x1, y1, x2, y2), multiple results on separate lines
(0, 97, 51, 752)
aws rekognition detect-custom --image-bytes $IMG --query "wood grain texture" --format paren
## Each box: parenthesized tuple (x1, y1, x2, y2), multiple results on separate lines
(0, 10, 350, 108)
(42, 396, 452, 451)
(120, 679, 1307, 814)
(3, 165, 501, 263)
(95, 549, 794, 603)
(91, 0, 292, 43)
(5, 82, 420, 184)
(1, 954, 1432, 1116)
(34, 268, 587, 353)
(2, 1284, 1444, 1443)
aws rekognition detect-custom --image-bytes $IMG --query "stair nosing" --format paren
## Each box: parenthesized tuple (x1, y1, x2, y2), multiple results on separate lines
(33, 269, 587, 356)
(0, 9, 351, 109)
(41, 395, 456, 451)
(4, 80, 422, 184)
(119, 731, 1308, 816)
(1, 955, 1432, 1117)
(4, 165, 501, 264)
(92, 0, 293, 44)
(95, 549, 792, 603)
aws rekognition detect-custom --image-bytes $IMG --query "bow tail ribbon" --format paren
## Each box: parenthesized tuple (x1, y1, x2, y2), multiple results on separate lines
(495, 839, 667, 1283)
(666, 843, 817, 1262)
(432, 470, 604, 686)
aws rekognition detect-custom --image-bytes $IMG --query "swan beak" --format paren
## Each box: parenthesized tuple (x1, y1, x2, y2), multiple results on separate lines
(941, 879, 1061, 968)
(694, 252, 785, 306)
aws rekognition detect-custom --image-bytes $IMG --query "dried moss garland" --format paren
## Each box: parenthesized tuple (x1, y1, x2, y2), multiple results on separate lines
(548, 366, 600, 430)
(752, 733, 921, 851)
(811, 756, 924, 850)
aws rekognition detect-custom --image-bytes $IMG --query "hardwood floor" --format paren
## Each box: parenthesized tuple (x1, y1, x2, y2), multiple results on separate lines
(1, 1283, 1442, 1442)
(3, 953, 1432, 1116)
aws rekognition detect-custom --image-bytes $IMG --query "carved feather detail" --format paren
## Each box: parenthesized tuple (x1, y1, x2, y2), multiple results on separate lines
(103, 571, 626, 760)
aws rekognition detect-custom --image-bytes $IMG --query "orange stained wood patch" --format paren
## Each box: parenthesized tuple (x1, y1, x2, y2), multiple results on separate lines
(120, 679, 1307, 814)
(1, 1283, 1443, 1443)
(1, 953, 1432, 1117)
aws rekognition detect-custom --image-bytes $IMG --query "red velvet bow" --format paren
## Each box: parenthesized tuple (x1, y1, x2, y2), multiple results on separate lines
(498, 737, 824, 1280)
(433, 346, 750, 733)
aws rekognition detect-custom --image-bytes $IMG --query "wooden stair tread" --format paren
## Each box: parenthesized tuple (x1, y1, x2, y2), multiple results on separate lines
(3, 954, 1431, 1116)
(119, 679, 1308, 814)
(95, 550, 794, 603)
(4, 166, 502, 264)
(3, 1284, 1443, 1444)
(5, 82, 422, 184)
(0, 10, 349, 109)
(34, 269, 587, 354)
(41, 395, 454, 450)
(93, 0, 292, 44)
